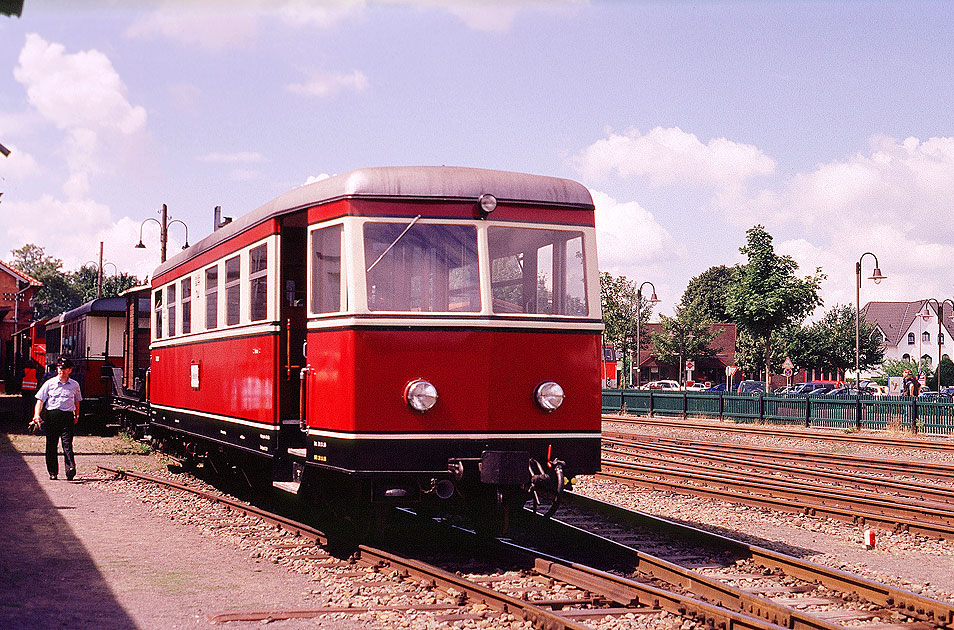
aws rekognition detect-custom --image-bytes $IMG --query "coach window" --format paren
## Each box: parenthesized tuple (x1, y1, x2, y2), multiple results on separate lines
(249, 244, 268, 321)
(311, 225, 343, 313)
(206, 266, 219, 330)
(225, 255, 241, 326)
(154, 290, 163, 339)
(488, 227, 587, 316)
(181, 278, 192, 334)
(166, 284, 177, 337)
(364, 223, 479, 312)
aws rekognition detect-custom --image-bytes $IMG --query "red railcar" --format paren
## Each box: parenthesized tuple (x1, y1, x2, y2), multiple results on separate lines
(147, 166, 603, 524)
(13, 317, 49, 396)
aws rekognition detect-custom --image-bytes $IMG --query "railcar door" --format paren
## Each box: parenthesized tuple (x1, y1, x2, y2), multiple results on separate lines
(278, 216, 308, 436)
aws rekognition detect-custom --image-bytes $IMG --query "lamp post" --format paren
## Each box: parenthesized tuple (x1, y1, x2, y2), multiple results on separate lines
(921, 298, 954, 393)
(855, 252, 886, 388)
(634, 281, 660, 388)
(136, 203, 190, 263)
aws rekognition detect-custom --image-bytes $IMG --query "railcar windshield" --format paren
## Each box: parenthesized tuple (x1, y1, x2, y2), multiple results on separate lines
(489, 227, 587, 316)
(364, 223, 480, 312)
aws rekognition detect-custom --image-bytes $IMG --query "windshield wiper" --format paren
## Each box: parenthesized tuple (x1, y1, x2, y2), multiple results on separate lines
(366, 214, 422, 273)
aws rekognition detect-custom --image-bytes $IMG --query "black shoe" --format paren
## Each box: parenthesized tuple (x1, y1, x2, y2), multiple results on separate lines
(66, 469, 75, 481)
(49, 474, 57, 480)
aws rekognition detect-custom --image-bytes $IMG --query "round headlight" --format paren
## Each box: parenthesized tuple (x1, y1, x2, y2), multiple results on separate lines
(535, 381, 564, 411)
(478, 193, 497, 215)
(405, 379, 438, 412)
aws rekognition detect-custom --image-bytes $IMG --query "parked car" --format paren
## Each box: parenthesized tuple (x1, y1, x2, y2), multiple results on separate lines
(737, 380, 766, 394)
(642, 380, 680, 390)
(773, 385, 795, 394)
(706, 382, 739, 392)
(791, 381, 842, 395)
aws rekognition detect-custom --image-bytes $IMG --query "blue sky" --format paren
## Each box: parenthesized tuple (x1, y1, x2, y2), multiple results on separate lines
(2, 1, 954, 317)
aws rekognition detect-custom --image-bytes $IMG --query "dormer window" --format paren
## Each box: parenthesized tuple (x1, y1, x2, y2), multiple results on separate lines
(922, 331, 931, 344)
(908, 332, 915, 344)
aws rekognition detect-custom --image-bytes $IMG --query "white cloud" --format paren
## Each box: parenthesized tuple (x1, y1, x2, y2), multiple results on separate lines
(279, 0, 367, 28)
(198, 151, 268, 164)
(285, 70, 370, 98)
(13, 34, 148, 200)
(0, 142, 40, 180)
(15, 34, 146, 135)
(125, 7, 259, 51)
(382, 0, 586, 32)
(576, 126, 776, 189)
(303, 173, 332, 185)
(592, 189, 673, 275)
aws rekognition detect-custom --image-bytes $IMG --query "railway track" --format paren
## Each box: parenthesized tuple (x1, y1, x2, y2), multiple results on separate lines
(597, 432, 954, 541)
(96, 465, 820, 630)
(603, 416, 954, 453)
(508, 492, 954, 630)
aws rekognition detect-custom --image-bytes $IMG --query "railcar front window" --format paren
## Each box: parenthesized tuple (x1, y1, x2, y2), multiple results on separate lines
(364, 223, 479, 312)
(489, 227, 588, 316)
(311, 225, 343, 314)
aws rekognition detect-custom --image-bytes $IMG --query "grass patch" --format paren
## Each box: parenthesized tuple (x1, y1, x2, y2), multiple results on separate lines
(112, 431, 153, 455)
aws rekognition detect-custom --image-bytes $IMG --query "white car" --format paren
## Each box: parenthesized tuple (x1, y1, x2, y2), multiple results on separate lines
(642, 380, 681, 390)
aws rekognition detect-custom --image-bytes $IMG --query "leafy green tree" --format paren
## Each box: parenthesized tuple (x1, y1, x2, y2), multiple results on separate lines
(74, 265, 140, 303)
(726, 226, 825, 391)
(9, 244, 81, 318)
(679, 265, 734, 323)
(879, 357, 933, 386)
(649, 305, 719, 385)
(937, 356, 954, 387)
(600, 272, 654, 387)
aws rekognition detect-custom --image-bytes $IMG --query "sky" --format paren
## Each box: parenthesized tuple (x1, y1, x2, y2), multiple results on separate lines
(2, 0, 954, 319)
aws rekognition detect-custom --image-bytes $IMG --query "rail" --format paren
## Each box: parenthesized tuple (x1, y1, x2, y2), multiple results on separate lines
(602, 390, 954, 435)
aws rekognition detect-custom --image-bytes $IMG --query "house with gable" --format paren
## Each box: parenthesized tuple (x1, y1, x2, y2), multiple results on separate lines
(0, 261, 43, 392)
(862, 300, 954, 372)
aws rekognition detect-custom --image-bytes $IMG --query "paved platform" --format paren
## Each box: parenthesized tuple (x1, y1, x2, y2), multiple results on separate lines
(0, 396, 370, 629)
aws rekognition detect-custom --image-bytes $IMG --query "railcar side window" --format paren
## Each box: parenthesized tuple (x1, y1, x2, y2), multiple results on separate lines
(225, 255, 241, 326)
(181, 278, 191, 334)
(249, 244, 267, 321)
(311, 225, 343, 314)
(166, 284, 177, 337)
(364, 223, 479, 313)
(154, 290, 163, 339)
(205, 266, 218, 330)
(488, 227, 587, 316)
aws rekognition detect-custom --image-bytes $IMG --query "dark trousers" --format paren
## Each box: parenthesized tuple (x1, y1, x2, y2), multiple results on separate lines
(44, 410, 76, 477)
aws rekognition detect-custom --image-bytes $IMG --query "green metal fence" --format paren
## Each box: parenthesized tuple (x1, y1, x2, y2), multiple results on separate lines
(601, 390, 953, 436)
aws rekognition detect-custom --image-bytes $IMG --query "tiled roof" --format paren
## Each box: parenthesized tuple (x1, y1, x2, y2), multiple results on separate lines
(862, 300, 954, 347)
(0, 261, 42, 287)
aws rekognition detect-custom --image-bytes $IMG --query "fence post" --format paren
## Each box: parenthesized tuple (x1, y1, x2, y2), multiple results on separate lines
(758, 394, 765, 423)
(911, 397, 918, 434)
(805, 396, 811, 428)
(683, 391, 688, 419)
(718, 392, 724, 419)
(649, 390, 654, 417)
(855, 395, 862, 431)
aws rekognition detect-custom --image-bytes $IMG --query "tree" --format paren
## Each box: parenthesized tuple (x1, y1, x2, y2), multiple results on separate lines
(679, 265, 734, 324)
(600, 272, 654, 387)
(74, 265, 140, 303)
(649, 305, 719, 385)
(879, 358, 933, 386)
(9, 244, 80, 318)
(725, 226, 825, 391)
(937, 356, 954, 388)
(8, 244, 142, 319)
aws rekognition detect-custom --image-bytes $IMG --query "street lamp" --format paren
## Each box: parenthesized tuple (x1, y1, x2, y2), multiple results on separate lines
(921, 298, 954, 393)
(634, 281, 660, 388)
(855, 252, 886, 389)
(136, 203, 190, 263)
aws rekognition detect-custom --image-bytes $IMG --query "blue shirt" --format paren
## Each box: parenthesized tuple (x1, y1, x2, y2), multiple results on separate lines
(36, 377, 83, 412)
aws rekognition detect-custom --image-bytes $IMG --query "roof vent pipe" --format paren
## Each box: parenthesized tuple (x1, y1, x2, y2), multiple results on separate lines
(213, 205, 232, 231)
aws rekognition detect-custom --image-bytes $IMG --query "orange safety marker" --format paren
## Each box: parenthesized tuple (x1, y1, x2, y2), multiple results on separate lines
(864, 529, 876, 549)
